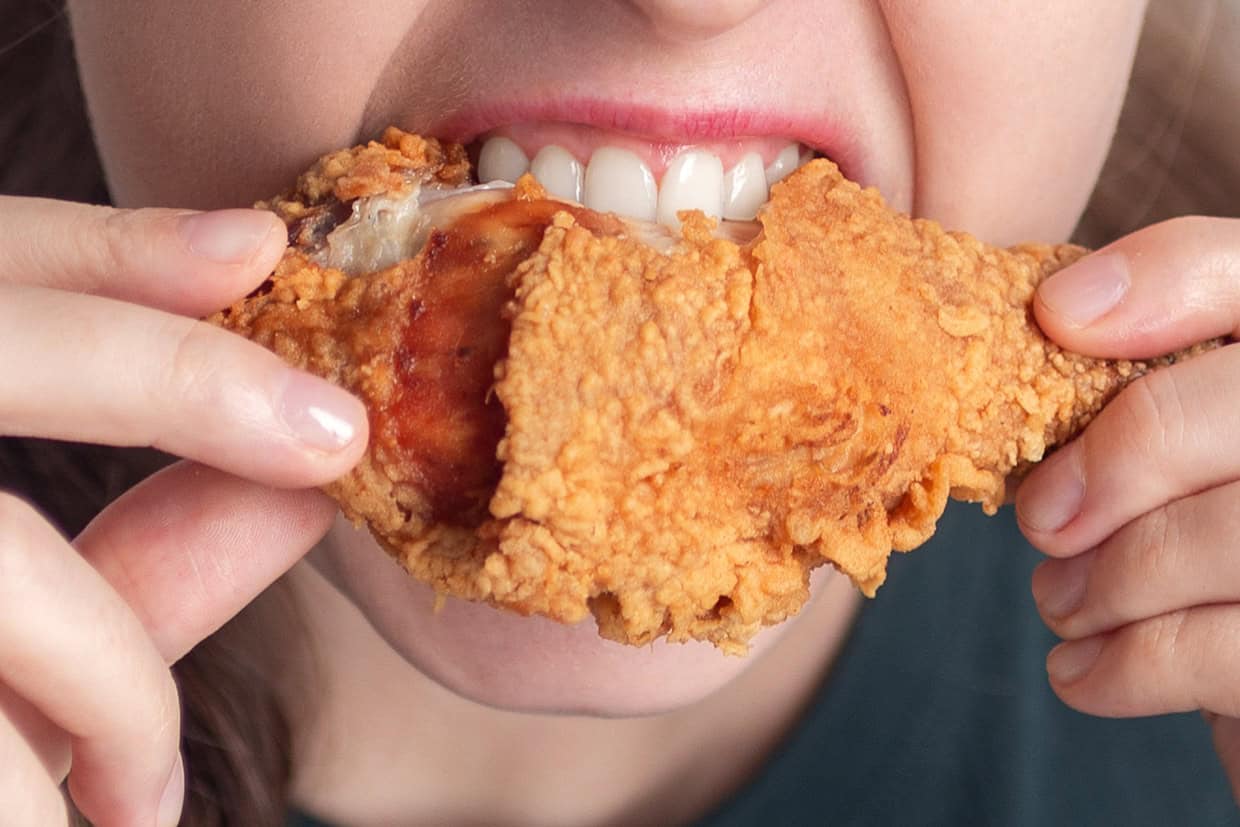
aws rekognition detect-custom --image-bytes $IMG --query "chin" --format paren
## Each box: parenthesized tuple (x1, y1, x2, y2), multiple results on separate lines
(313, 515, 824, 717)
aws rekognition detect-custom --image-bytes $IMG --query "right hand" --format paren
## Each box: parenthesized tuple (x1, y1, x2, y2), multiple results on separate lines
(0, 197, 370, 826)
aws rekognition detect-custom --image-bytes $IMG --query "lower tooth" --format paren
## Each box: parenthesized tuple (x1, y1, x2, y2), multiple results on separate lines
(477, 136, 530, 184)
(657, 150, 724, 229)
(583, 147, 658, 222)
(530, 145, 583, 202)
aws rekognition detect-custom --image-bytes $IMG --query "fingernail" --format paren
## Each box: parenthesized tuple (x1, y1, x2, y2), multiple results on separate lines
(157, 752, 184, 827)
(278, 371, 364, 453)
(1034, 553, 1091, 618)
(179, 209, 278, 265)
(1047, 637, 1103, 684)
(1016, 442, 1085, 533)
(1038, 251, 1130, 328)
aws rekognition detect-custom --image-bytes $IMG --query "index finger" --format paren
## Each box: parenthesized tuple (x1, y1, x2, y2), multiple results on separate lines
(74, 461, 337, 662)
(0, 196, 286, 316)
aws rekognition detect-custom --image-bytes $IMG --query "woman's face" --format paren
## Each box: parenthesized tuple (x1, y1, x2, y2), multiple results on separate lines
(68, 0, 1148, 714)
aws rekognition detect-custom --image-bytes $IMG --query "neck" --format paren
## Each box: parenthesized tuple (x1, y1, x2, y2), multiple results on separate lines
(281, 561, 861, 826)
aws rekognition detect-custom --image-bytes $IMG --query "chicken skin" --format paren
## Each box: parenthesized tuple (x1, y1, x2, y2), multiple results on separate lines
(215, 129, 1210, 653)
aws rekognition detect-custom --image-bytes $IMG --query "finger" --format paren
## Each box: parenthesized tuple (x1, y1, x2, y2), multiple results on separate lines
(0, 492, 180, 827)
(1045, 604, 1240, 719)
(1015, 343, 1240, 556)
(1208, 714, 1240, 805)
(75, 461, 337, 661)
(0, 706, 68, 827)
(0, 284, 367, 489)
(1034, 216, 1240, 359)
(1032, 479, 1240, 639)
(0, 196, 286, 316)
(0, 683, 70, 780)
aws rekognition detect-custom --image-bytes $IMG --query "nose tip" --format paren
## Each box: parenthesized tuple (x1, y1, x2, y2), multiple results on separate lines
(628, 0, 776, 41)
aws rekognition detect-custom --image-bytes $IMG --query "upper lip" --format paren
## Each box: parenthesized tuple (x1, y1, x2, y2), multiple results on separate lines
(422, 96, 859, 180)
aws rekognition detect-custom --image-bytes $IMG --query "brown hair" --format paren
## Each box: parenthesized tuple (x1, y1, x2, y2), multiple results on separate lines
(1, 2, 1236, 826)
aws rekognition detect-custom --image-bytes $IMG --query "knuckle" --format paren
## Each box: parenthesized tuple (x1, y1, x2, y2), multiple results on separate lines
(1135, 609, 1188, 667)
(1129, 611, 1190, 707)
(152, 317, 228, 415)
(88, 656, 183, 769)
(93, 206, 183, 283)
(128, 665, 183, 761)
(126, 665, 184, 769)
(99, 618, 181, 741)
(156, 668, 182, 742)
(1128, 506, 1179, 584)
(1116, 369, 1188, 459)
(94, 206, 138, 279)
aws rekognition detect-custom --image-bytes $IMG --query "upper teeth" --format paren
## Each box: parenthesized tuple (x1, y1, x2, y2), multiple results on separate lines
(530, 145, 584, 202)
(582, 146, 658, 222)
(722, 152, 767, 221)
(476, 136, 530, 184)
(763, 144, 801, 187)
(474, 136, 810, 227)
(656, 150, 724, 229)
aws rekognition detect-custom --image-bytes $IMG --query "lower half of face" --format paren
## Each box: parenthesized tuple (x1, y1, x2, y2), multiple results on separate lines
(313, 518, 853, 715)
(69, 0, 1149, 714)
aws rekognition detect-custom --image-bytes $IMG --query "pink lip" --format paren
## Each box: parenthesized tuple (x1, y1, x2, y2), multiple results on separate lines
(430, 97, 861, 181)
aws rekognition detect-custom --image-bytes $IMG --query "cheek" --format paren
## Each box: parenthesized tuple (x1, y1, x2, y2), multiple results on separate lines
(879, 0, 1148, 243)
(68, 0, 431, 208)
(315, 516, 815, 716)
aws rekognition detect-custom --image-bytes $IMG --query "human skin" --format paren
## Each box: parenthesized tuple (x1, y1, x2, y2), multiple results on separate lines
(67, 0, 1147, 715)
(0, 0, 1234, 824)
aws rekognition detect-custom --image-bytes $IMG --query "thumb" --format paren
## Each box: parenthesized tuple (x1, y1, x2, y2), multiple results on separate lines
(74, 461, 337, 662)
(1033, 216, 1240, 359)
(1208, 713, 1240, 807)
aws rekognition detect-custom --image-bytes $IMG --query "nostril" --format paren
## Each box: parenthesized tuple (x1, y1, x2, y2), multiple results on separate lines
(627, 0, 776, 42)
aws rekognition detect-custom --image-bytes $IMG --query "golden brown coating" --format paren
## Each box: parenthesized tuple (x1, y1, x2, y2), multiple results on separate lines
(490, 166, 1200, 654)
(260, 127, 470, 241)
(215, 130, 1209, 654)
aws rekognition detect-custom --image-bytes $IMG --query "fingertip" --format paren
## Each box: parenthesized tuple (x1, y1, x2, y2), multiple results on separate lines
(1037, 251, 1131, 332)
(178, 209, 283, 267)
(1013, 441, 1086, 551)
(1039, 217, 1240, 358)
(276, 370, 370, 461)
(173, 208, 288, 304)
(79, 205, 287, 317)
(1046, 636, 1103, 687)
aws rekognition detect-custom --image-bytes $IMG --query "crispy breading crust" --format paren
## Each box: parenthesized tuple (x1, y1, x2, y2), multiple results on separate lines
(214, 130, 1212, 654)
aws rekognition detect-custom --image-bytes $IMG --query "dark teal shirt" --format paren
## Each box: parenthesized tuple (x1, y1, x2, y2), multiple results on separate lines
(292, 504, 1237, 826)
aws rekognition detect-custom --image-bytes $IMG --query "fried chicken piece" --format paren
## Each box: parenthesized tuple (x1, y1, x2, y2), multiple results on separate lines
(214, 129, 1211, 653)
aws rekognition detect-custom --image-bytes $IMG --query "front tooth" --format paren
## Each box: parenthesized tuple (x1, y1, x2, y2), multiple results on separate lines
(583, 147, 658, 221)
(656, 150, 725, 229)
(764, 143, 801, 186)
(530, 145, 583, 202)
(477, 136, 530, 183)
(722, 152, 768, 220)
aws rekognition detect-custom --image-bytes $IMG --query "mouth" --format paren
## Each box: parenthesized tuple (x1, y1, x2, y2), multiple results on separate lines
(467, 123, 813, 228)
(430, 99, 843, 229)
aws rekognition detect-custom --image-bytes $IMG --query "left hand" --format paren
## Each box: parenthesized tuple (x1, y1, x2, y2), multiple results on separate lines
(1015, 216, 1240, 802)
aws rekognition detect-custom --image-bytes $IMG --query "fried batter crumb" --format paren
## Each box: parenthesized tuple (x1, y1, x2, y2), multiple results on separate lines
(213, 129, 1215, 654)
